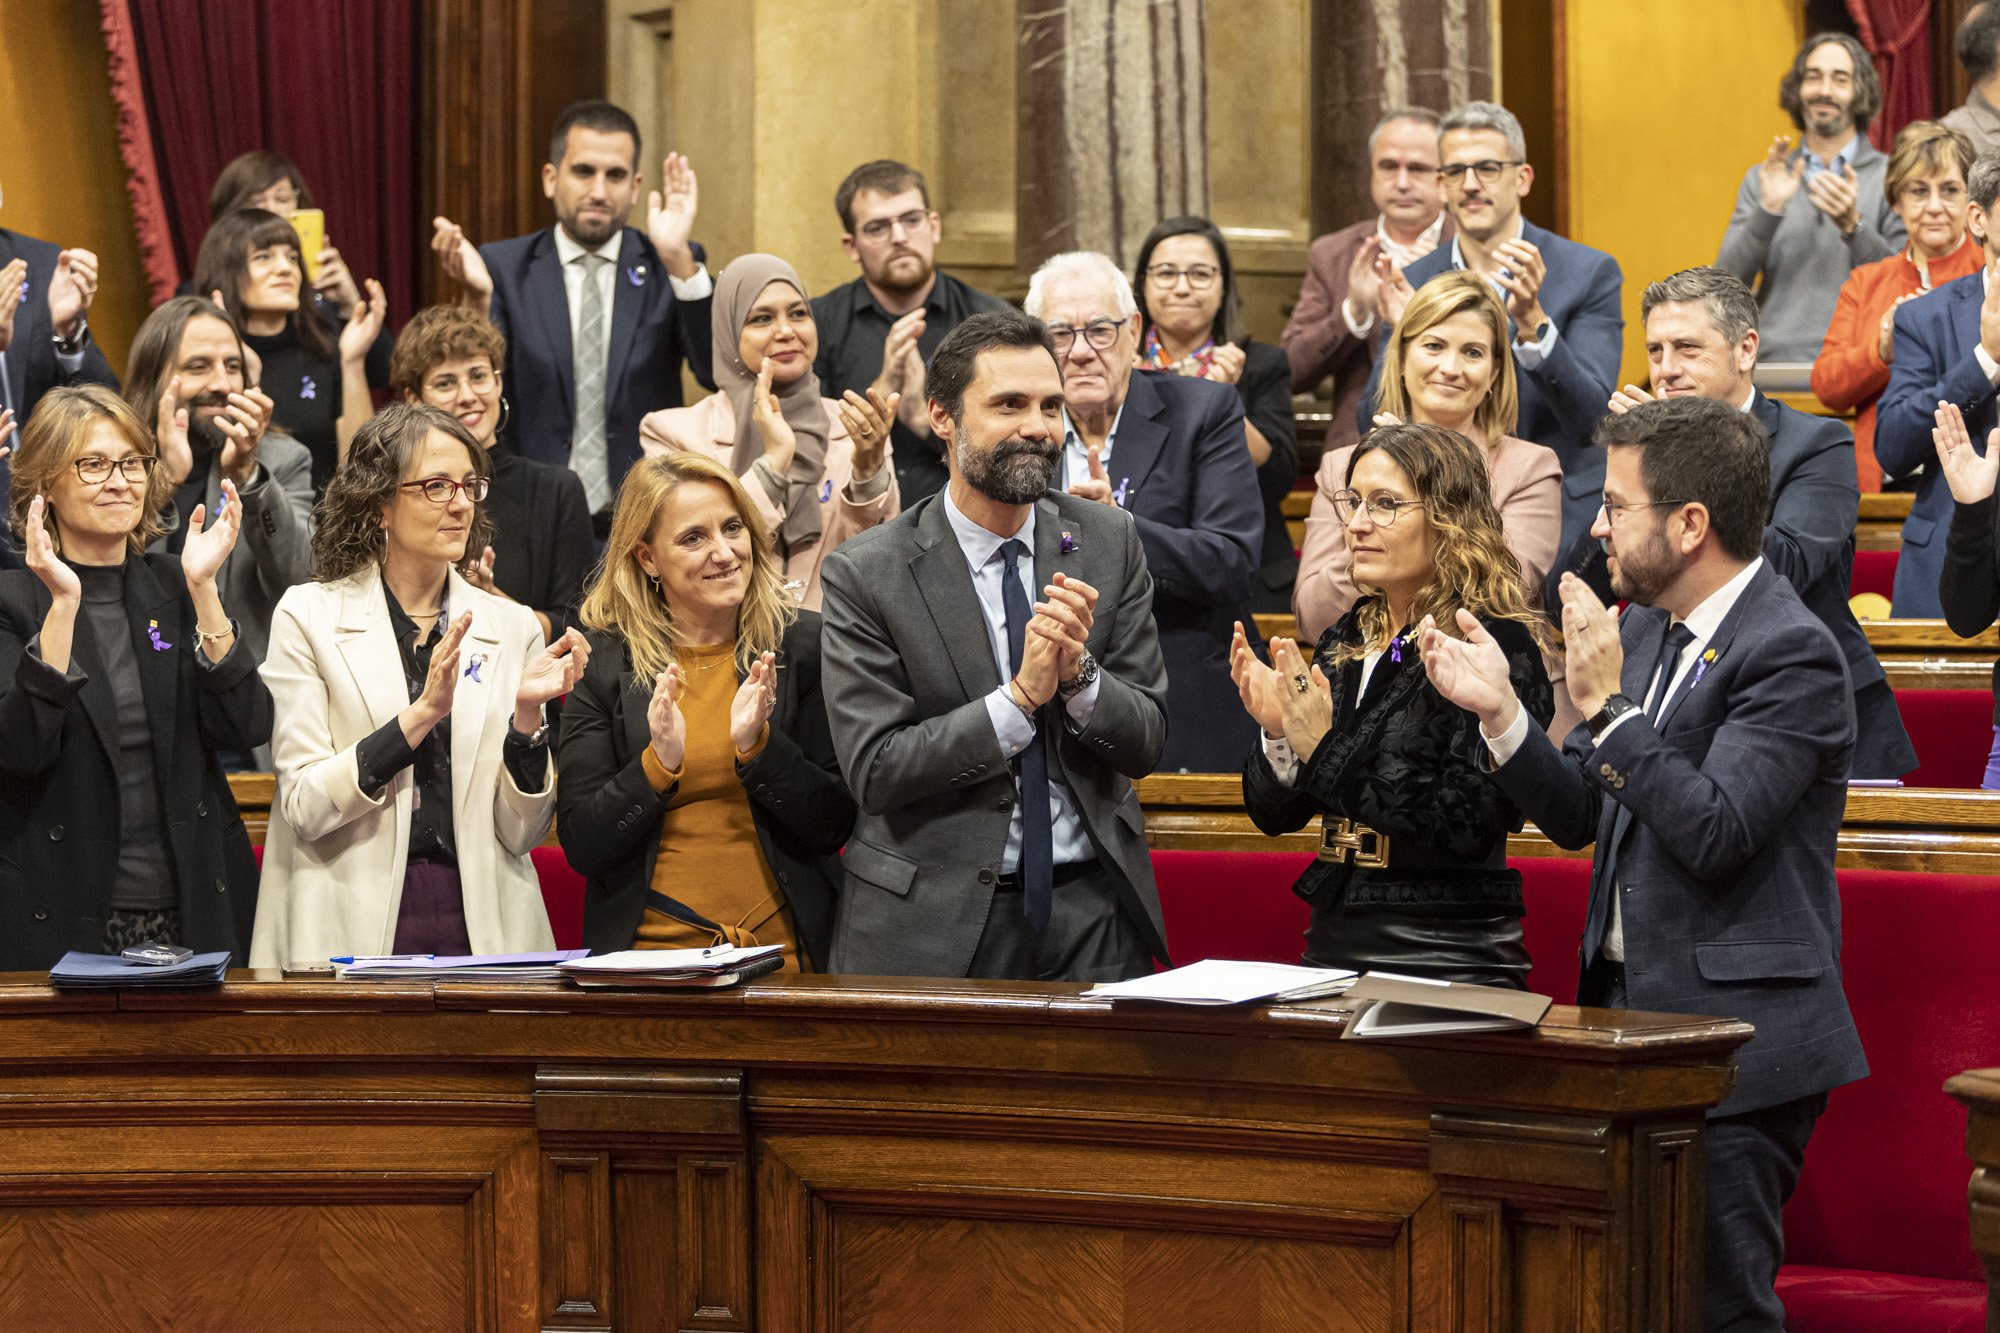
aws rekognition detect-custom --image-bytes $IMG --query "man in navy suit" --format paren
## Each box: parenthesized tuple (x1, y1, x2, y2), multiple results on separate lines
(1024, 251, 1262, 773)
(1560, 266, 1916, 778)
(1425, 394, 1868, 1332)
(1876, 149, 2000, 616)
(1358, 101, 1624, 565)
(432, 100, 714, 528)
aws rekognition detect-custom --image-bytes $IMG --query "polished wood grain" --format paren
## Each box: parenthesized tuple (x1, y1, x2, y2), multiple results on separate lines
(1945, 1066, 2000, 1315)
(0, 978, 1744, 1331)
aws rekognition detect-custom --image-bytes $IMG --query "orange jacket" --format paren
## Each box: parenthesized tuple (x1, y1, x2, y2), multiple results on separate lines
(1811, 232, 1982, 490)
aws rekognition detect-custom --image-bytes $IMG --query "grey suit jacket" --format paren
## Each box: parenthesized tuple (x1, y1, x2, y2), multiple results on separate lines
(819, 490, 1171, 977)
(1487, 561, 1868, 1116)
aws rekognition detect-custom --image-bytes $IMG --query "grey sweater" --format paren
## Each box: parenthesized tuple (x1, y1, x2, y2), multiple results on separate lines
(1716, 136, 1905, 363)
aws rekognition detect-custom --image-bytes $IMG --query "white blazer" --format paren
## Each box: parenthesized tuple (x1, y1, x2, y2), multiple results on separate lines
(250, 565, 557, 967)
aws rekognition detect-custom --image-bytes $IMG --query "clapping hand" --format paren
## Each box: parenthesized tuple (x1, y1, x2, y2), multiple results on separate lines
(1755, 136, 1806, 215)
(431, 216, 494, 301)
(751, 360, 796, 473)
(647, 153, 700, 278)
(1205, 342, 1247, 385)
(1347, 235, 1384, 325)
(0, 407, 15, 464)
(1030, 572, 1097, 680)
(1935, 400, 2000, 505)
(179, 479, 243, 588)
(648, 666, 689, 773)
(1373, 250, 1414, 326)
(1807, 163, 1862, 236)
(216, 388, 275, 487)
(154, 379, 195, 491)
(1420, 609, 1518, 734)
(1492, 237, 1549, 333)
(1267, 636, 1333, 758)
(339, 278, 387, 366)
(1557, 573, 1623, 717)
(404, 612, 473, 743)
(730, 651, 778, 754)
(516, 628, 590, 724)
(47, 248, 97, 338)
(1067, 443, 1116, 505)
(1607, 382, 1656, 415)
(465, 545, 503, 595)
(22, 496, 79, 604)
(837, 386, 898, 482)
(1878, 291, 1919, 363)
(1229, 621, 1287, 737)
(0, 259, 25, 354)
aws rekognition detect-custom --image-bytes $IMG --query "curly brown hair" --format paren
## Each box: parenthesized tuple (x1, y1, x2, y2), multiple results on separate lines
(1779, 33, 1882, 136)
(1335, 422, 1552, 665)
(8, 385, 166, 558)
(388, 304, 507, 397)
(311, 403, 493, 583)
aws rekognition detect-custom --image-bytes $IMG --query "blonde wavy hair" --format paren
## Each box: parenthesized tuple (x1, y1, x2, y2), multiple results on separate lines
(1334, 421, 1551, 665)
(1375, 269, 1519, 443)
(9, 384, 167, 558)
(579, 452, 795, 680)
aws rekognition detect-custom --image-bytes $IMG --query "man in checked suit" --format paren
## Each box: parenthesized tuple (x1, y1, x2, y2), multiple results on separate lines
(820, 310, 1171, 981)
(1423, 394, 1868, 1332)
(432, 100, 714, 531)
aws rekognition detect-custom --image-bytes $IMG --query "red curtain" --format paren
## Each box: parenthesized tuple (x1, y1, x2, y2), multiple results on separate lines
(103, 0, 418, 328)
(1846, 0, 1934, 148)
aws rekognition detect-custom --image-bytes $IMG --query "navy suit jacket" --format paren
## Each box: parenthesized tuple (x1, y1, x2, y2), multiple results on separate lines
(1876, 270, 1990, 616)
(1359, 221, 1624, 554)
(1103, 370, 1264, 773)
(479, 227, 713, 499)
(1488, 562, 1868, 1117)
(0, 229, 119, 568)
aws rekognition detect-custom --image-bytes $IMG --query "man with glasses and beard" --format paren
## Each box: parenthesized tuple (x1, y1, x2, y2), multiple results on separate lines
(1422, 394, 1867, 1333)
(1718, 33, 1904, 364)
(819, 310, 1172, 982)
(811, 160, 1010, 504)
(122, 294, 312, 667)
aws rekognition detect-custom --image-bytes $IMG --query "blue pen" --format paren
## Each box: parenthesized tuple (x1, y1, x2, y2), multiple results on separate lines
(330, 953, 433, 965)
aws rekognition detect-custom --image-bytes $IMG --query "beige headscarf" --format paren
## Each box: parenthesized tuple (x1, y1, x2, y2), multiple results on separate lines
(716, 254, 830, 557)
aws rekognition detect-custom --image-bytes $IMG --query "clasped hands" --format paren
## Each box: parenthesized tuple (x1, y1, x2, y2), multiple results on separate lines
(1010, 573, 1099, 712)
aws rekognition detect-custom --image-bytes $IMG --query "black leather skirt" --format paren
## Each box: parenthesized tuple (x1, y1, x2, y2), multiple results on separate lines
(1303, 908, 1531, 990)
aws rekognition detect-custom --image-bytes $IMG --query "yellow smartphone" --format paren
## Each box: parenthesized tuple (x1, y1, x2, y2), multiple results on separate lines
(288, 208, 325, 284)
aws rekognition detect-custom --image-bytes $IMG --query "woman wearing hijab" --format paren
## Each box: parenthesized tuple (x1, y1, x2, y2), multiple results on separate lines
(639, 254, 900, 610)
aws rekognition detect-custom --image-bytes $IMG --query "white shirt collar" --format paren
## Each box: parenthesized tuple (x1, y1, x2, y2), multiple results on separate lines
(1376, 212, 1445, 268)
(1675, 556, 1764, 643)
(941, 484, 1035, 571)
(1061, 399, 1127, 448)
(1448, 213, 1525, 272)
(552, 225, 623, 266)
(1737, 384, 1759, 414)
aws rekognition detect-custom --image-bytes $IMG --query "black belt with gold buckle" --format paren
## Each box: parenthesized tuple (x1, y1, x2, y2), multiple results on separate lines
(1317, 817, 1391, 867)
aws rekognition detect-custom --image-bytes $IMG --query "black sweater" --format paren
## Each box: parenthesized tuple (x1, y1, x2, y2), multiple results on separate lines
(1941, 493, 2000, 724)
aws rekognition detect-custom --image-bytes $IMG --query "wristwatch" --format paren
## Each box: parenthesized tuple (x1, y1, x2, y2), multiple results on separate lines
(51, 321, 89, 356)
(1530, 317, 1552, 344)
(1057, 653, 1099, 700)
(1586, 693, 1638, 740)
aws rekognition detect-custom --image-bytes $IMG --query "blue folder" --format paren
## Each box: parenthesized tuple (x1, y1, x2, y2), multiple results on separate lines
(49, 950, 231, 989)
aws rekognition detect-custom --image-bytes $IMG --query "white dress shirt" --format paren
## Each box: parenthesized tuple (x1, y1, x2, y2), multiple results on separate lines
(1970, 267, 2000, 385)
(1484, 556, 1765, 959)
(941, 487, 1103, 872)
(551, 225, 714, 354)
(1060, 402, 1127, 495)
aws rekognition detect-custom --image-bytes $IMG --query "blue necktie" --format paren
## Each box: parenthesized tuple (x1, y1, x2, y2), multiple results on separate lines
(1000, 539, 1054, 933)
(1584, 622, 1697, 967)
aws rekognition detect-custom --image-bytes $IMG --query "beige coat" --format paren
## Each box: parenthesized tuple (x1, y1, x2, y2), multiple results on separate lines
(638, 393, 899, 612)
(250, 566, 556, 967)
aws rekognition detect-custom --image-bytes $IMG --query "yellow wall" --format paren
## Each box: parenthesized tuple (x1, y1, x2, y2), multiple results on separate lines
(1562, 0, 1804, 385)
(0, 0, 149, 372)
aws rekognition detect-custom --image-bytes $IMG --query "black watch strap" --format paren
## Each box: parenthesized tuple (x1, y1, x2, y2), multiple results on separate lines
(1587, 693, 1638, 739)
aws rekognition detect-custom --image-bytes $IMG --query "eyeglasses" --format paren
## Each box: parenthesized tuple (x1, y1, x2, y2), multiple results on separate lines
(855, 209, 930, 243)
(1143, 263, 1220, 291)
(400, 476, 491, 504)
(1330, 489, 1424, 526)
(1600, 496, 1688, 523)
(1047, 319, 1126, 354)
(1438, 160, 1523, 186)
(1900, 182, 1967, 207)
(73, 455, 156, 485)
(424, 366, 496, 397)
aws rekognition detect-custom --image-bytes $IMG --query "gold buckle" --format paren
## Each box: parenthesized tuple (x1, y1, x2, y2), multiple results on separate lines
(1318, 817, 1391, 868)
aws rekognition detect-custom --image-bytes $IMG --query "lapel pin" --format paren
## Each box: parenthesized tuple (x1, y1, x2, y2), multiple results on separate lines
(1059, 531, 1078, 554)
(1691, 646, 1718, 687)
(464, 652, 487, 683)
(627, 264, 646, 287)
(146, 619, 172, 652)
(1113, 477, 1130, 506)
(819, 479, 833, 503)
(299, 375, 317, 401)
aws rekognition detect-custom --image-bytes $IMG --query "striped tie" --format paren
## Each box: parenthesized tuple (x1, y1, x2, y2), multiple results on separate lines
(571, 252, 612, 512)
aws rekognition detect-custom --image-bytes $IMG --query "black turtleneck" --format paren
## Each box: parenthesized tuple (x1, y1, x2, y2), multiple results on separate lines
(72, 561, 175, 911)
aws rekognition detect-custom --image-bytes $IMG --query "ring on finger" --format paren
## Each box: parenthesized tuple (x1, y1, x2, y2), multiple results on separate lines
(1292, 674, 1310, 694)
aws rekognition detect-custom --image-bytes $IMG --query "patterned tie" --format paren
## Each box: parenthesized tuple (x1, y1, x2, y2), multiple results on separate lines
(570, 252, 613, 513)
(1000, 539, 1054, 934)
(1584, 622, 1698, 967)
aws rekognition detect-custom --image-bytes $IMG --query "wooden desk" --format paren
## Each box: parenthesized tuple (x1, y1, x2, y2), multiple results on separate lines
(0, 975, 1747, 1330)
(1945, 1066, 2000, 1309)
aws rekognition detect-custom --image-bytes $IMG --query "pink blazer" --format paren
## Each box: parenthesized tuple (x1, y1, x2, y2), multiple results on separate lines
(638, 393, 900, 612)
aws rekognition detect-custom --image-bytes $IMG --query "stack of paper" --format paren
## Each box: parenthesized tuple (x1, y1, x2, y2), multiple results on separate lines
(1082, 958, 1357, 1006)
(335, 950, 590, 980)
(1341, 972, 1552, 1039)
(558, 945, 786, 989)
(50, 950, 231, 990)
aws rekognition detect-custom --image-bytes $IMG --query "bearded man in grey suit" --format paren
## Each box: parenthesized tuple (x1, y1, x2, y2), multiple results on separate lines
(820, 309, 1170, 981)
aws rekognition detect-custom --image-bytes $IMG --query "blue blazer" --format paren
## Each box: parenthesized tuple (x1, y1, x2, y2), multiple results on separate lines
(1106, 370, 1264, 773)
(1876, 270, 1991, 617)
(479, 227, 714, 499)
(1358, 221, 1625, 557)
(1487, 561, 1868, 1117)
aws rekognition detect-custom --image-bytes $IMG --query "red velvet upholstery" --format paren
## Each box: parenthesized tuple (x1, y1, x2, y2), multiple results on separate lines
(1773, 1267, 1984, 1332)
(1851, 549, 1898, 601)
(532, 846, 586, 950)
(1896, 691, 1995, 789)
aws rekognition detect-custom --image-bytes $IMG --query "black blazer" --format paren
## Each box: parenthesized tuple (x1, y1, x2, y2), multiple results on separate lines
(1236, 338, 1300, 608)
(1942, 490, 2000, 723)
(0, 555, 271, 968)
(1243, 613, 1552, 917)
(480, 227, 714, 498)
(1487, 562, 1869, 1117)
(484, 445, 594, 644)
(554, 612, 853, 967)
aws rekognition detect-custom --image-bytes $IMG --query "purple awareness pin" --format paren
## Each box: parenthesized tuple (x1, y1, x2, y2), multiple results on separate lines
(147, 619, 173, 652)
(299, 375, 317, 401)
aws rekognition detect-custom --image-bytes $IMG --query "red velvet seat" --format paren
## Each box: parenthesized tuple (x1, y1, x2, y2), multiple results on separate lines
(532, 845, 586, 950)
(1851, 549, 1897, 602)
(1895, 690, 1994, 789)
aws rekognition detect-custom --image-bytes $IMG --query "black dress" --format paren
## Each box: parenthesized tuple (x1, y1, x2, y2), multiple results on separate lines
(1242, 610, 1555, 987)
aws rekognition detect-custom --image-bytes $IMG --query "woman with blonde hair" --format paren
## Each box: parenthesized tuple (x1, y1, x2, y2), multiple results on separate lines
(252, 404, 588, 967)
(0, 384, 268, 966)
(1295, 269, 1560, 642)
(555, 452, 853, 970)
(1232, 422, 1553, 987)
